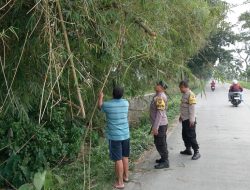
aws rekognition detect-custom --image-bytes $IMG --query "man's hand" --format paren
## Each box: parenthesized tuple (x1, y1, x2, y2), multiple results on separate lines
(99, 91, 104, 99)
(98, 91, 104, 110)
(189, 121, 195, 128)
(152, 127, 159, 136)
(179, 116, 182, 122)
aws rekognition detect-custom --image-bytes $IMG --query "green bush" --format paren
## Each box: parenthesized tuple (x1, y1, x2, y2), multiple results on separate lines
(0, 106, 84, 187)
(239, 81, 250, 90)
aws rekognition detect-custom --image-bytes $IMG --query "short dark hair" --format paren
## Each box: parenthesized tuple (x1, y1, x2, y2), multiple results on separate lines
(156, 80, 168, 89)
(179, 80, 189, 88)
(113, 86, 124, 99)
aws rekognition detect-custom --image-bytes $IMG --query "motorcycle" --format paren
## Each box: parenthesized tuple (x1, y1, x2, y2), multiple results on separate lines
(211, 86, 215, 91)
(230, 92, 242, 107)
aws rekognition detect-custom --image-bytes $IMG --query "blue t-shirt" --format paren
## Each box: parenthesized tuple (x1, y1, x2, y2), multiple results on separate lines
(102, 99, 130, 141)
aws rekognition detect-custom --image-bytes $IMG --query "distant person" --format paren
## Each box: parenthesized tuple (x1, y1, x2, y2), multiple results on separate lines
(210, 80, 216, 91)
(211, 80, 216, 87)
(150, 80, 169, 169)
(228, 80, 243, 101)
(179, 80, 201, 160)
(98, 86, 129, 189)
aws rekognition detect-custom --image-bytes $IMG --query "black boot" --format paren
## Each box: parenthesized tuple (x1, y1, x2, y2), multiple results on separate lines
(154, 161, 169, 169)
(155, 158, 164, 163)
(180, 148, 192, 155)
(192, 151, 201, 160)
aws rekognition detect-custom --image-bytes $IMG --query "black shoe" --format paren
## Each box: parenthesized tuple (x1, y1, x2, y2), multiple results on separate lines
(180, 149, 192, 155)
(192, 152, 201, 160)
(154, 161, 169, 169)
(155, 158, 164, 163)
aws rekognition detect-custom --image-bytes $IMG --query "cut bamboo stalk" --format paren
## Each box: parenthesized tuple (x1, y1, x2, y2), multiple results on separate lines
(134, 18, 157, 37)
(56, 0, 86, 118)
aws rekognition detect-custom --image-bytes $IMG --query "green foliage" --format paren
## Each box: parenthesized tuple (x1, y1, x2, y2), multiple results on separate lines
(18, 184, 34, 190)
(130, 120, 153, 161)
(18, 170, 64, 190)
(0, 106, 83, 187)
(33, 171, 46, 190)
(188, 20, 237, 80)
(239, 11, 250, 30)
(245, 68, 250, 81)
(236, 11, 250, 80)
(0, 0, 227, 122)
(167, 94, 182, 122)
(239, 81, 250, 89)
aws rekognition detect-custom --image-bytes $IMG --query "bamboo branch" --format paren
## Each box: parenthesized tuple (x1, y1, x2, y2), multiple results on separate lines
(0, 42, 15, 106)
(56, 0, 86, 118)
(134, 18, 157, 37)
(0, 174, 17, 190)
(117, 25, 126, 49)
(39, 0, 51, 124)
(98, 2, 156, 38)
(52, 91, 81, 111)
(39, 55, 70, 122)
(0, 32, 28, 112)
(0, 0, 15, 20)
(0, 0, 12, 11)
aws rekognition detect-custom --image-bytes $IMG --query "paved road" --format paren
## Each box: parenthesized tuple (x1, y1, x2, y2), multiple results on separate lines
(126, 83, 250, 190)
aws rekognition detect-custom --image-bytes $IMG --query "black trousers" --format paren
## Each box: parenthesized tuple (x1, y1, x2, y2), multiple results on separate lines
(182, 120, 199, 151)
(154, 125, 169, 162)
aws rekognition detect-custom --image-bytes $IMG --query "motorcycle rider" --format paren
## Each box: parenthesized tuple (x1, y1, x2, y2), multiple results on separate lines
(228, 80, 243, 101)
(211, 80, 215, 87)
(210, 80, 216, 90)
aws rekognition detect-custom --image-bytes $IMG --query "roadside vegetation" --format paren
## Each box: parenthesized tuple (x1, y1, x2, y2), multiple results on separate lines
(239, 81, 250, 89)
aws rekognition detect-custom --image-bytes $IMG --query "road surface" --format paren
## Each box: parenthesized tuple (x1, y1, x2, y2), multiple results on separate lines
(126, 83, 250, 190)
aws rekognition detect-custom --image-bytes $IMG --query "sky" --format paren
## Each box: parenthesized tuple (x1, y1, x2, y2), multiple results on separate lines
(223, 0, 250, 33)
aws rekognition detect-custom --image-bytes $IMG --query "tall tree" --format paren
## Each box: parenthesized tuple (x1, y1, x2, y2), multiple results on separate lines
(188, 21, 236, 80)
(237, 11, 250, 69)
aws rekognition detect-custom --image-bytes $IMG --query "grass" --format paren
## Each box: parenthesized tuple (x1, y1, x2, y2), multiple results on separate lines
(52, 91, 195, 190)
(239, 81, 250, 90)
(53, 119, 154, 190)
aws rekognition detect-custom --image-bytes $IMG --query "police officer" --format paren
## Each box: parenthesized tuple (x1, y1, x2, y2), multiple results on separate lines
(179, 80, 201, 160)
(150, 80, 169, 169)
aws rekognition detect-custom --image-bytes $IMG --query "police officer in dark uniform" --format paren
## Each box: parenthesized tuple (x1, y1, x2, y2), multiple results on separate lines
(179, 80, 201, 160)
(150, 81, 169, 169)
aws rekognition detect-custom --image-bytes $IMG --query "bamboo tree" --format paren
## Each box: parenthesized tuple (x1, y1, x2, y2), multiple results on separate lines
(56, 0, 86, 119)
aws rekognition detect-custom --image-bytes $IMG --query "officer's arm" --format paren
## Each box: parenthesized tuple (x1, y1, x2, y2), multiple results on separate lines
(189, 104, 195, 123)
(153, 110, 163, 129)
(188, 93, 196, 123)
(153, 97, 165, 129)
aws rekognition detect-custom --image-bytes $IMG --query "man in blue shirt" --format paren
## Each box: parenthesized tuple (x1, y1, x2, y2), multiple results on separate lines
(98, 86, 130, 189)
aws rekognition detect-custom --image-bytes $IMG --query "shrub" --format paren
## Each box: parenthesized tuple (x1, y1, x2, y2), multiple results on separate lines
(0, 106, 84, 187)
